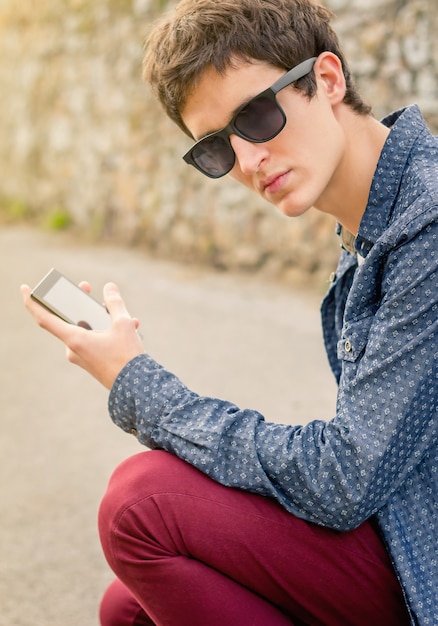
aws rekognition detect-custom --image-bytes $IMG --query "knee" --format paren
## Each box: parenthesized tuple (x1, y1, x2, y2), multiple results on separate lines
(98, 450, 184, 571)
(99, 450, 181, 523)
(98, 449, 197, 520)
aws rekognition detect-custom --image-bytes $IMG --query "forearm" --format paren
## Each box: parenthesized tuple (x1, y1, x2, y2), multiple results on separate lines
(109, 351, 436, 530)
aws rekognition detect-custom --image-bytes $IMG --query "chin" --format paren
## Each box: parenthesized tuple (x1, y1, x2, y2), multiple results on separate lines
(276, 199, 312, 219)
(271, 187, 316, 218)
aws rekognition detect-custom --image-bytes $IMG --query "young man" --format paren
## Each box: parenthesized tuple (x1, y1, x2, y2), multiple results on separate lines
(21, 0, 437, 624)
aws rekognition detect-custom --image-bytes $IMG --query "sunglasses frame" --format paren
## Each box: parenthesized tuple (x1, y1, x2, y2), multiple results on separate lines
(183, 57, 317, 178)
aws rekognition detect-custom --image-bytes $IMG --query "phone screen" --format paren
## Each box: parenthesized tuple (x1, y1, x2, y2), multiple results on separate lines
(31, 269, 111, 330)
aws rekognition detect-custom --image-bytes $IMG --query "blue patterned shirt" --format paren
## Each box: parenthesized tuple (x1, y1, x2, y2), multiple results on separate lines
(109, 105, 437, 625)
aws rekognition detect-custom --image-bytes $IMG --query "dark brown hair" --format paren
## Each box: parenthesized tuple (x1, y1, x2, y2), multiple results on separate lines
(143, 0, 371, 136)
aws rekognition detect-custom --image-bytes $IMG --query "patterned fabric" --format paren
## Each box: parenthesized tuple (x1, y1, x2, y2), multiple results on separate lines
(109, 105, 437, 625)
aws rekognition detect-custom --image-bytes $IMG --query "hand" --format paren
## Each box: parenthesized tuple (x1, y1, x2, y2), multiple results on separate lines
(20, 281, 145, 389)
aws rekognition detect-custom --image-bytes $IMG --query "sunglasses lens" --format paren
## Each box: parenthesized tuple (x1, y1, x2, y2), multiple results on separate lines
(235, 96, 285, 141)
(186, 95, 285, 177)
(191, 135, 235, 178)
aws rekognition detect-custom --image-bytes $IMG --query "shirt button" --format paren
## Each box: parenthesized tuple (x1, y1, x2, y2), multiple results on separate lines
(130, 428, 138, 437)
(344, 340, 352, 353)
(329, 272, 337, 283)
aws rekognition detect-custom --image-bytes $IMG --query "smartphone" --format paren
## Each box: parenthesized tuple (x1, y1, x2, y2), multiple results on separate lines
(30, 268, 111, 331)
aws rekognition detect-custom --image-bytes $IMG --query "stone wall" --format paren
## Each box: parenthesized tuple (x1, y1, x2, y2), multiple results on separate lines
(0, 0, 437, 285)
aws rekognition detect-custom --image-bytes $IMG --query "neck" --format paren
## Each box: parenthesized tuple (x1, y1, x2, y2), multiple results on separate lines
(315, 112, 390, 235)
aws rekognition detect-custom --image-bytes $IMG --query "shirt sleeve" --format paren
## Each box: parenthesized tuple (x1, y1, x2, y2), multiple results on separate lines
(108, 218, 438, 531)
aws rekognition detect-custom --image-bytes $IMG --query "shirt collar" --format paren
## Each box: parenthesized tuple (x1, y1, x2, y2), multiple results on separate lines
(355, 104, 428, 257)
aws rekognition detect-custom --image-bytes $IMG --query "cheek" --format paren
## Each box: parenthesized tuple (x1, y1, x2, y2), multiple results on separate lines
(228, 167, 254, 189)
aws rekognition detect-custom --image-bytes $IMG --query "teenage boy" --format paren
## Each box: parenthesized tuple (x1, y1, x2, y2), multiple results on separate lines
(21, 1, 437, 624)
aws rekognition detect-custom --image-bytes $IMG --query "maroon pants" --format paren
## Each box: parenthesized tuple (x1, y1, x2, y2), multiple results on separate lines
(98, 450, 410, 626)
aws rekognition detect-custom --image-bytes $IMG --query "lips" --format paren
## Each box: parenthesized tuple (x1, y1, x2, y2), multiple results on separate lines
(260, 171, 289, 194)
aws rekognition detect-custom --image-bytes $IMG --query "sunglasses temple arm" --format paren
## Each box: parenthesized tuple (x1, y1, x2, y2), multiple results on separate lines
(271, 57, 317, 94)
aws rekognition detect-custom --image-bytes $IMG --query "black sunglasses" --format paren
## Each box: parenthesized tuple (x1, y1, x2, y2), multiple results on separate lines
(183, 57, 317, 179)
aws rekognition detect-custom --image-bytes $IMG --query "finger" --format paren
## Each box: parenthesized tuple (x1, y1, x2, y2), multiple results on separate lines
(103, 282, 131, 319)
(20, 284, 31, 301)
(20, 284, 79, 341)
(78, 281, 92, 294)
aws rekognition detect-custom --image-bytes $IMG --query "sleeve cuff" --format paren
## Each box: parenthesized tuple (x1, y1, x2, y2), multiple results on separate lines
(108, 353, 163, 437)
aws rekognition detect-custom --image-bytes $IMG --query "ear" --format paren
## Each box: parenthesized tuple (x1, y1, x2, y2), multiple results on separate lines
(314, 52, 346, 106)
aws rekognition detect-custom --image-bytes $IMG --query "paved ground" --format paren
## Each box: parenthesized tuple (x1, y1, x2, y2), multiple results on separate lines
(0, 225, 337, 626)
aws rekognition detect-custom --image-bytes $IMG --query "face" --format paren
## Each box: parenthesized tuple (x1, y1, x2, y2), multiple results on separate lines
(181, 56, 347, 219)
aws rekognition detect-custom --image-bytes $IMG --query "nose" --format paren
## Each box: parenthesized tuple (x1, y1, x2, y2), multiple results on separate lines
(230, 134, 269, 175)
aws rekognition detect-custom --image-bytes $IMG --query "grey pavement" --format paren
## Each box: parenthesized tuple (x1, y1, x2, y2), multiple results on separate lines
(0, 226, 337, 626)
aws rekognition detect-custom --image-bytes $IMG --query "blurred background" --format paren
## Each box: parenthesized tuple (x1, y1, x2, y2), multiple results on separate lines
(0, 0, 437, 287)
(0, 1, 437, 624)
